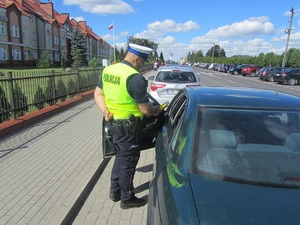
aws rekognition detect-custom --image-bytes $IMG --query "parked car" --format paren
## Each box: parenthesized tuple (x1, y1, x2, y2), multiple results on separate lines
(229, 64, 248, 75)
(222, 64, 235, 73)
(241, 65, 262, 77)
(208, 63, 216, 70)
(148, 65, 201, 105)
(259, 66, 286, 82)
(147, 86, 300, 225)
(273, 68, 300, 85)
(227, 64, 239, 74)
(256, 67, 269, 79)
(202, 63, 209, 69)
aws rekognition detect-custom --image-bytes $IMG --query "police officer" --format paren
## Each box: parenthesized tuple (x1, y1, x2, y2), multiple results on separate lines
(94, 43, 162, 209)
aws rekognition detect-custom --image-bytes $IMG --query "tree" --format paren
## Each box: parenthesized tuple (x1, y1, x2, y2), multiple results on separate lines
(159, 52, 165, 63)
(88, 57, 101, 67)
(127, 36, 158, 62)
(119, 47, 126, 61)
(61, 55, 68, 69)
(72, 49, 84, 69)
(286, 48, 300, 68)
(37, 50, 52, 68)
(70, 26, 87, 68)
(205, 44, 226, 58)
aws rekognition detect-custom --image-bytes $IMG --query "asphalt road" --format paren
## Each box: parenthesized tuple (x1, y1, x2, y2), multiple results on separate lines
(194, 67, 300, 97)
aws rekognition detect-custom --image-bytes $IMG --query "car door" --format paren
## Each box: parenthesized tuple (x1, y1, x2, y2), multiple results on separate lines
(294, 69, 300, 83)
(148, 91, 190, 225)
(102, 94, 166, 158)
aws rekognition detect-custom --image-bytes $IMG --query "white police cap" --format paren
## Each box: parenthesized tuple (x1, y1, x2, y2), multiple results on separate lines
(128, 43, 153, 63)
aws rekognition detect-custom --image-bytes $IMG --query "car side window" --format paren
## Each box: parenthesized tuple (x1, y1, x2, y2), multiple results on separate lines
(166, 92, 187, 142)
(166, 94, 187, 156)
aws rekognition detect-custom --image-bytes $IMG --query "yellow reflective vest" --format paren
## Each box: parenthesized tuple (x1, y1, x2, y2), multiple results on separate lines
(102, 63, 143, 120)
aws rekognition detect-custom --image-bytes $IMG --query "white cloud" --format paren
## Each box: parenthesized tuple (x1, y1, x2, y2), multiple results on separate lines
(203, 17, 274, 39)
(147, 19, 200, 32)
(63, 0, 135, 15)
(128, 18, 277, 60)
(284, 8, 299, 17)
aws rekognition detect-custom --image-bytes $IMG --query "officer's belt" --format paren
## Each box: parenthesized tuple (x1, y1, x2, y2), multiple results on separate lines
(110, 115, 141, 134)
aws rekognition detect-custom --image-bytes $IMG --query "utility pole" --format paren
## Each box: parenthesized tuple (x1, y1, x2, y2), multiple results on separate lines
(282, 7, 294, 68)
(211, 43, 215, 63)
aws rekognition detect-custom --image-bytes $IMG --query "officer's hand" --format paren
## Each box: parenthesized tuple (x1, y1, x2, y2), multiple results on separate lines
(104, 110, 113, 121)
(153, 105, 162, 116)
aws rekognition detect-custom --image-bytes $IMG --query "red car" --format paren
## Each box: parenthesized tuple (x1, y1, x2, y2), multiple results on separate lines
(241, 65, 262, 77)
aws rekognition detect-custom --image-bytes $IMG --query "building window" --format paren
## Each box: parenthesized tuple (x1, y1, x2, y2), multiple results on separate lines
(54, 36, 59, 45)
(22, 28, 26, 39)
(55, 52, 60, 61)
(32, 32, 37, 40)
(0, 22, 5, 35)
(24, 50, 30, 61)
(60, 38, 65, 46)
(48, 35, 52, 44)
(32, 51, 38, 60)
(64, 23, 70, 31)
(12, 49, 21, 60)
(11, 25, 19, 38)
(0, 48, 7, 60)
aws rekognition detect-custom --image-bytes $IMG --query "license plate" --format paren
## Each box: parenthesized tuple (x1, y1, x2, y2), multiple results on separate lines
(167, 89, 179, 94)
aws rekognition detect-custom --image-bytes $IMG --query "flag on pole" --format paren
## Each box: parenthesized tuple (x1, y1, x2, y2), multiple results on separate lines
(108, 23, 114, 30)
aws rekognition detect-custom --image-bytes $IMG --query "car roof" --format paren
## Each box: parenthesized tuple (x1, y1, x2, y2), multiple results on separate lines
(157, 65, 194, 73)
(185, 86, 300, 110)
(283, 68, 300, 72)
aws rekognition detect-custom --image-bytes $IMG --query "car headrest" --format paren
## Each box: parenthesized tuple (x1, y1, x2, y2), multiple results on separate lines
(210, 130, 237, 149)
(285, 133, 300, 152)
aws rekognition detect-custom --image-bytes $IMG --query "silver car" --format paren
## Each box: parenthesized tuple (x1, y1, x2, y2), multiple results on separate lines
(148, 65, 201, 105)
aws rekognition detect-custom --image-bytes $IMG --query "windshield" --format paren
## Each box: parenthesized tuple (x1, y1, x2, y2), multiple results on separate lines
(192, 108, 300, 188)
(156, 71, 197, 83)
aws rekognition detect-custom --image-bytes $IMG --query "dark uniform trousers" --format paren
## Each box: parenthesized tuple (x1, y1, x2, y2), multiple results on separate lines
(108, 120, 141, 201)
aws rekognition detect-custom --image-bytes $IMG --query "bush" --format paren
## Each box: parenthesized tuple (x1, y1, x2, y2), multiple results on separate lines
(88, 57, 101, 67)
(13, 83, 28, 117)
(67, 79, 78, 98)
(0, 86, 11, 122)
(33, 86, 46, 110)
(45, 79, 55, 106)
(56, 79, 67, 102)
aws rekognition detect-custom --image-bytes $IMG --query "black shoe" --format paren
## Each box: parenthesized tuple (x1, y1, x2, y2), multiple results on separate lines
(109, 191, 121, 202)
(120, 196, 146, 209)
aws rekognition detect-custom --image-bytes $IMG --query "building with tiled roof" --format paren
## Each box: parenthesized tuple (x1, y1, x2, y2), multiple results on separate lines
(0, 0, 111, 67)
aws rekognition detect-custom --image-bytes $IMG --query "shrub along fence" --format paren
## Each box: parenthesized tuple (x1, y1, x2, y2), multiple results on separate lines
(0, 64, 153, 123)
(0, 67, 102, 123)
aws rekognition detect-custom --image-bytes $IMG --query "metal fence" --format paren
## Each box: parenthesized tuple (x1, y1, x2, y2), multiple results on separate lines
(0, 64, 153, 123)
(0, 68, 102, 123)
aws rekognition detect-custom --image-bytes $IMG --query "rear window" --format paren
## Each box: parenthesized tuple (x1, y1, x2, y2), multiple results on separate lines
(192, 108, 300, 189)
(156, 71, 197, 83)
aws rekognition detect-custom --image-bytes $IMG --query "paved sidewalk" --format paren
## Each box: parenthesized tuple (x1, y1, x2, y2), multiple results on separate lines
(0, 99, 104, 225)
(73, 148, 154, 225)
(0, 70, 156, 225)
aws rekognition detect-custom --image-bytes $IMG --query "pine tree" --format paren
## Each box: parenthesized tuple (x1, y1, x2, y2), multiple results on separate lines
(70, 26, 87, 69)
(37, 50, 52, 68)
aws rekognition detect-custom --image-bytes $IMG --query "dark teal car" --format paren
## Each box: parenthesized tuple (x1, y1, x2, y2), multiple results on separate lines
(147, 86, 300, 225)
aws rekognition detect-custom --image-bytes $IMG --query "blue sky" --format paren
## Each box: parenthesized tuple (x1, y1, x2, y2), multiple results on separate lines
(52, 0, 300, 62)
